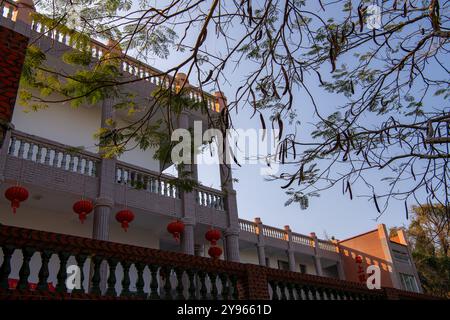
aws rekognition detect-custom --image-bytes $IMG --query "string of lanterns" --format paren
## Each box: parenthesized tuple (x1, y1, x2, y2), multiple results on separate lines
(4, 185, 220, 259)
(3, 184, 134, 232)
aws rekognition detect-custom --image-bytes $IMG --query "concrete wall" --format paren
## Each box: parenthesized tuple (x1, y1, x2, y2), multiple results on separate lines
(339, 229, 394, 288)
(12, 96, 101, 152)
(115, 118, 160, 172)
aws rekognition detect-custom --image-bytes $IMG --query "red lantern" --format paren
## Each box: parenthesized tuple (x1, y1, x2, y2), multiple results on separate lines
(72, 199, 93, 224)
(115, 209, 134, 232)
(167, 220, 185, 242)
(208, 246, 222, 259)
(4, 185, 29, 214)
(205, 228, 221, 245)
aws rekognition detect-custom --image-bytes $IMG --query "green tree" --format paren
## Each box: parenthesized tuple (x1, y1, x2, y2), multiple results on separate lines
(406, 204, 449, 298)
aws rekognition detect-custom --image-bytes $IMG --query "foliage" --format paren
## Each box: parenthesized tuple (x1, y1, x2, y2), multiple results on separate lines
(406, 204, 449, 298)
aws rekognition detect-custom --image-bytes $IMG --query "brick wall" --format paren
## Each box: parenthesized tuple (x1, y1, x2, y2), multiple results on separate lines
(0, 25, 29, 145)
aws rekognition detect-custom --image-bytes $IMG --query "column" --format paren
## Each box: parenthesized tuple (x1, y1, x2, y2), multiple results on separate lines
(255, 217, 266, 266)
(181, 218, 195, 255)
(310, 232, 324, 276)
(92, 97, 116, 241)
(178, 110, 197, 255)
(217, 93, 240, 261)
(224, 228, 240, 262)
(91, 97, 116, 294)
(333, 239, 346, 280)
(194, 244, 205, 257)
(284, 225, 296, 272)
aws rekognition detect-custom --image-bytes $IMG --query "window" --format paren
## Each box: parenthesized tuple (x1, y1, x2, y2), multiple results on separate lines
(393, 250, 410, 264)
(277, 260, 289, 271)
(399, 273, 419, 293)
(265, 257, 270, 267)
(299, 264, 307, 274)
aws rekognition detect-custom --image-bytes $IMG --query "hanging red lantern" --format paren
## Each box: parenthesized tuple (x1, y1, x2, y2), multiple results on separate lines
(115, 209, 134, 232)
(4, 185, 29, 214)
(72, 199, 93, 224)
(205, 228, 221, 245)
(167, 220, 185, 242)
(208, 246, 222, 259)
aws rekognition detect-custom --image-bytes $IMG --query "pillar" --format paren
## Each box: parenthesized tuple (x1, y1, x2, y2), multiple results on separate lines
(92, 96, 117, 241)
(216, 92, 240, 261)
(178, 110, 197, 255)
(284, 225, 296, 272)
(310, 232, 323, 276)
(91, 96, 117, 294)
(255, 217, 266, 266)
(181, 218, 195, 255)
(223, 228, 239, 262)
(332, 239, 346, 280)
(194, 244, 205, 257)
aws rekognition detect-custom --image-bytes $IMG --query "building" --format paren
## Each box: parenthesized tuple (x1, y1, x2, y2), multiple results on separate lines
(0, 0, 424, 299)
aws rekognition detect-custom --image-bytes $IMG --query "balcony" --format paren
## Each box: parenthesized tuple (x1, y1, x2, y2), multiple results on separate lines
(0, 224, 438, 300)
(1, 130, 228, 230)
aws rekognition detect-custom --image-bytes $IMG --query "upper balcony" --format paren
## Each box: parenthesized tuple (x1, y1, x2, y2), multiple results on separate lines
(0, 0, 223, 119)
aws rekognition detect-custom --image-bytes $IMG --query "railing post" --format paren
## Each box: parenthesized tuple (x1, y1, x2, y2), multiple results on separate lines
(255, 217, 267, 266)
(284, 225, 296, 272)
(240, 264, 270, 299)
(310, 232, 324, 276)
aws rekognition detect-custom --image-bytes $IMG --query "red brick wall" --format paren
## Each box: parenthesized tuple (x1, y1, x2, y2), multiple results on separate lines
(0, 25, 28, 142)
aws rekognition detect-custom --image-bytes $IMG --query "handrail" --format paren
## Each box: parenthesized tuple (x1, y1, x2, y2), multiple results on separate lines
(238, 219, 257, 234)
(318, 240, 338, 252)
(29, 13, 219, 112)
(194, 185, 225, 210)
(8, 130, 100, 177)
(0, 225, 439, 300)
(115, 161, 180, 199)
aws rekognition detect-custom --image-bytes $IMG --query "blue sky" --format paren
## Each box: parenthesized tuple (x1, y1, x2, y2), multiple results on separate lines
(131, 0, 436, 240)
(38, 0, 440, 240)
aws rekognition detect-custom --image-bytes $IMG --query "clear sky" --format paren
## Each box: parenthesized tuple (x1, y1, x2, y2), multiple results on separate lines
(38, 0, 435, 240)
(129, 0, 430, 240)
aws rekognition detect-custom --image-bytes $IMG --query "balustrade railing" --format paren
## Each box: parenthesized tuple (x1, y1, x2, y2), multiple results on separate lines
(28, 13, 218, 112)
(195, 186, 225, 210)
(0, 225, 243, 299)
(238, 219, 257, 234)
(0, 225, 438, 300)
(262, 226, 286, 240)
(7, 130, 100, 177)
(291, 233, 314, 247)
(318, 240, 337, 253)
(116, 163, 180, 199)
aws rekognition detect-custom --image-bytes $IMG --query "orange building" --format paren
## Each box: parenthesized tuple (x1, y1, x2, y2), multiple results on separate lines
(337, 224, 422, 293)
